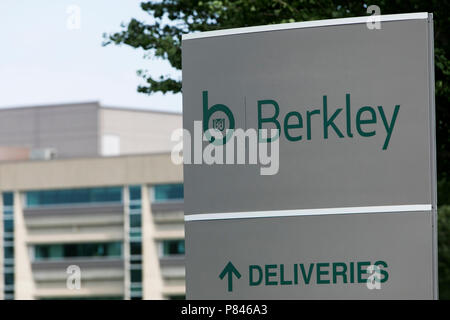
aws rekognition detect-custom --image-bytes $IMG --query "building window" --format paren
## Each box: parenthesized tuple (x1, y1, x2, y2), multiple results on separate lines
(4, 273, 14, 286)
(26, 187, 122, 207)
(33, 242, 122, 260)
(129, 241, 142, 256)
(161, 240, 185, 257)
(3, 219, 13, 233)
(4, 246, 14, 260)
(153, 184, 183, 202)
(129, 214, 141, 229)
(129, 186, 142, 201)
(2, 193, 13, 206)
(130, 269, 142, 283)
(2, 192, 14, 300)
(167, 295, 186, 300)
(127, 185, 143, 300)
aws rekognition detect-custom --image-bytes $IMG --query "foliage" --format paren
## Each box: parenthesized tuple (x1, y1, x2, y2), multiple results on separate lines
(438, 179, 450, 206)
(105, 1, 449, 177)
(439, 205, 450, 299)
(106, 0, 450, 299)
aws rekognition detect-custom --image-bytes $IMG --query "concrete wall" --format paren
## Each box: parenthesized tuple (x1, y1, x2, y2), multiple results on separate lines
(100, 108, 182, 156)
(14, 191, 35, 299)
(0, 147, 30, 161)
(0, 153, 182, 191)
(150, 198, 185, 298)
(0, 103, 182, 160)
(0, 153, 184, 300)
(0, 102, 99, 159)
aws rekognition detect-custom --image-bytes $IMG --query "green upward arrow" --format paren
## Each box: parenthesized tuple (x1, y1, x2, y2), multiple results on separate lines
(219, 261, 241, 292)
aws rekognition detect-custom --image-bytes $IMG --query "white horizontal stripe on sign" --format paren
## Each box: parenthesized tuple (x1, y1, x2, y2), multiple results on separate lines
(182, 13, 429, 41)
(184, 204, 432, 221)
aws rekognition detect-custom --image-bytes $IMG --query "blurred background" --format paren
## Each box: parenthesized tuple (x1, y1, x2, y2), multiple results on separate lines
(0, 0, 449, 300)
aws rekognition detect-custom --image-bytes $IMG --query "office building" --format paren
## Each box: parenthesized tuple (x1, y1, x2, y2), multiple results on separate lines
(0, 102, 185, 299)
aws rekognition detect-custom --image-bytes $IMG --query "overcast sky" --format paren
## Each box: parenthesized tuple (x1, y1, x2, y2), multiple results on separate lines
(0, 0, 182, 113)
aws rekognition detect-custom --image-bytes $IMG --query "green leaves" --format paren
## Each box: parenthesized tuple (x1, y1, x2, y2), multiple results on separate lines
(105, 0, 360, 95)
(439, 205, 450, 299)
(138, 76, 182, 94)
(106, 0, 450, 180)
(104, 0, 450, 299)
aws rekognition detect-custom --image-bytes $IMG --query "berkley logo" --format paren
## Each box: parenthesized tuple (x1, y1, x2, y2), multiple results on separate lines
(202, 90, 400, 150)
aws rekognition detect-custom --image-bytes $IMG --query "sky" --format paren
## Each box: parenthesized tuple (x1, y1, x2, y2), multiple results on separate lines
(0, 0, 182, 113)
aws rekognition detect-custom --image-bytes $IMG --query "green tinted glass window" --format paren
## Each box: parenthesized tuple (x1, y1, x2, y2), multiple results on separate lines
(4, 273, 14, 286)
(129, 186, 142, 201)
(130, 242, 142, 256)
(129, 214, 141, 228)
(131, 286, 143, 292)
(4, 247, 14, 260)
(3, 220, 13, 233)
(130, 204, 141, 210)
(154, 184, 183, 202)
(3, 233, 13, 243)
(26, 187, 122, 207)
(2, 192, 14, 300)
(131, 269, 142, 283)
(2, 192, 13, 206)
(162, 240, 185, 256)
(130, 231, 142, 238)
(34, 242, 122, 260)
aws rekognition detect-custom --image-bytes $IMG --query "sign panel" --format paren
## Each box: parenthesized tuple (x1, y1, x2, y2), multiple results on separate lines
(182, 13, 437, 299)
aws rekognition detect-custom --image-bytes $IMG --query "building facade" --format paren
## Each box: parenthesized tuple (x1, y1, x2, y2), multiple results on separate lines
(0, 101, 182, 159)
(0, 103, 185, 300)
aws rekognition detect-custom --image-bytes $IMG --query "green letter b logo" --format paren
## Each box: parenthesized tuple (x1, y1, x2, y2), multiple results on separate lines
(203, 90, 235, 145)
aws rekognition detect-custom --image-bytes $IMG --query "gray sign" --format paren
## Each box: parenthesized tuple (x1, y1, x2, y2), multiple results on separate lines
(182, 13, 437, 299)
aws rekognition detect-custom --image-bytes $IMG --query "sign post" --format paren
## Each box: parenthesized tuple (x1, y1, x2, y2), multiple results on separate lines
(182, 13, 437, 299)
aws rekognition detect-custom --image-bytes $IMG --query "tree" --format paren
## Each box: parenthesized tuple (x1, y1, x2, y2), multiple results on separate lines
(106, 0, 450, 299)
(105, 0, 449, 177)
(439, 206, 450, 299)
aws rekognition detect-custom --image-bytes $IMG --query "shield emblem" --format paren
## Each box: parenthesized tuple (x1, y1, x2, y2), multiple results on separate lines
(212, 118, 225, 131)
